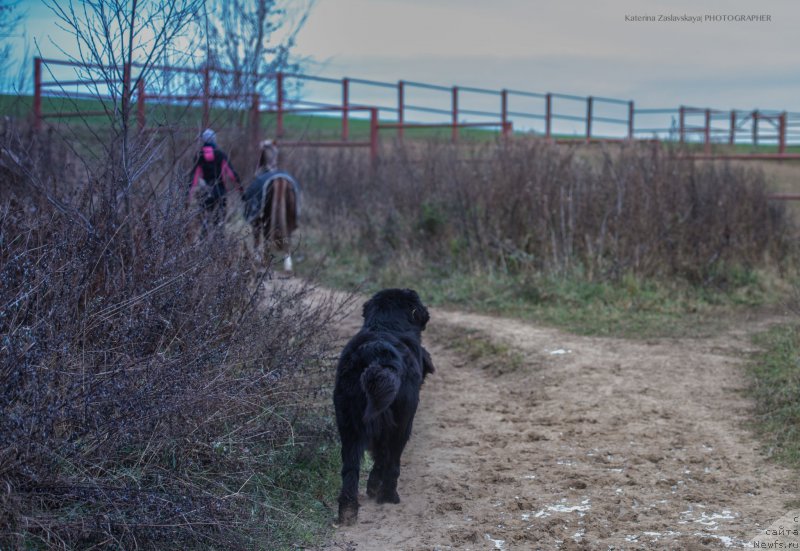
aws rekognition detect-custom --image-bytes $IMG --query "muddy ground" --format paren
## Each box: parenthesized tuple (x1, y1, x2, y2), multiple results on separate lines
(318, 303, 797, 550)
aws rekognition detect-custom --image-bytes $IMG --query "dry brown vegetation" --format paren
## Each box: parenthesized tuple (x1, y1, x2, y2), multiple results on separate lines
(1, 123, 346, 549)
(290, 139, 793, 288)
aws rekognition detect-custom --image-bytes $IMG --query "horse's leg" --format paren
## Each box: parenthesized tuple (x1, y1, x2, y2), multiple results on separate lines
(262, 216, 271, 265)
(251, 220, 262, 263)
(269, 182, 280, 251)
(276, 180, 292, 271)
(268, 180, 289, 271)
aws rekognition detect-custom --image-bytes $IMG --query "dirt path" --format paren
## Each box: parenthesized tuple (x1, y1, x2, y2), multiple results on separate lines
(320, 304, 797, 550)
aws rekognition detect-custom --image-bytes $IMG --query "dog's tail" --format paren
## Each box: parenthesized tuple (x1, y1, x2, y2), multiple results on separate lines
(360, 346, 403, 427)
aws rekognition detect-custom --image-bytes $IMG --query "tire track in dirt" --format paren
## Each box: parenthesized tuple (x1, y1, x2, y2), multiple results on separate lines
(321, 306, 797, 550)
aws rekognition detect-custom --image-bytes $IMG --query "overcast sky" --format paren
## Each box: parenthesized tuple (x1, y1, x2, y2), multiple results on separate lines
(13, 0, 800, 135)
(292, 0, 799, 112)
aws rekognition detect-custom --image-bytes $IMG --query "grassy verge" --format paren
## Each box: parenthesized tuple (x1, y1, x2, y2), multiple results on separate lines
(289, 140, 794, 340)
(429, 323, 523, 376)
(748, 324, 800, 467)
(298, 233, 780, 339)
(256, 435, 340, 549)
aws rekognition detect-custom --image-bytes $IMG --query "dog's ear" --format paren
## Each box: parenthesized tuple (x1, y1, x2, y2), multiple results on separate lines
(362, 297, 374, 321)
(410, 299, 430, 329)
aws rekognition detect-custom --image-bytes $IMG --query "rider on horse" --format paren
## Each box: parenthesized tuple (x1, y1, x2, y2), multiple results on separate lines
(187, 128, 243, 230)
(242, 140, 301, 271)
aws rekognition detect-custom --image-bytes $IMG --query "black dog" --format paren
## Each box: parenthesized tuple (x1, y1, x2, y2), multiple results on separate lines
(333, 288, 435, 526)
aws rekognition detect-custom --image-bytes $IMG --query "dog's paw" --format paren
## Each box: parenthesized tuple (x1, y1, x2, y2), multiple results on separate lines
(376, 490, 400, 505)
(337, 503, 359, 526)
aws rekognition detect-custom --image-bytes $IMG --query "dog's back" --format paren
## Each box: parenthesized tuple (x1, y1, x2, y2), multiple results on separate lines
(334, 331, 422, 440)
(333, 289, 434, 526)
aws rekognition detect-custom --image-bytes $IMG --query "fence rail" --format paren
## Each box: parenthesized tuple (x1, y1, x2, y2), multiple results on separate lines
(32, 56, 800, 162)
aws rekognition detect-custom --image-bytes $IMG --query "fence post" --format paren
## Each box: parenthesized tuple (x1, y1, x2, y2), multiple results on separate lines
(501, 89, 508, 138)
(779, 112, 787, 155)
(369, 107, 379, 164)
(628, 100, 634, 140)
(33, 57, 42, 131)
(342, 77, 349, 141)
(397, 80, 404, 141)
(276, 72, 284, 138)
(704, 108, 711, 154)
(545, 93, 552, 140)
(729, 110, 736, 146)
(679, 106, 685, 143)
(137, 77, 146, 131)
(586, 96, 593, 143)
(122, 62, 131, 126)
(250, 92, 260, 146)
(503, 121, 513, 142)
(202, 64, 210, 128)
(752, 110, 759, 147)
(451, 86, 459, 143)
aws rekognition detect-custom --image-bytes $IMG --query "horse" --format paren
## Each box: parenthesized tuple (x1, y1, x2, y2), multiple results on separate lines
(242, 140, 301, 271)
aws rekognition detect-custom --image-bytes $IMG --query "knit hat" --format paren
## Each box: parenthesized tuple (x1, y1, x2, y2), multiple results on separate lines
(201, 128, 216, 145)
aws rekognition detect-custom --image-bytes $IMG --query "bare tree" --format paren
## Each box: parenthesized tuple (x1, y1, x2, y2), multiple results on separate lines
(46, 0, 202, 140)
(204, 0, 314, 98)
(0, 0, 23, 87)
(37, 0, 204, 235)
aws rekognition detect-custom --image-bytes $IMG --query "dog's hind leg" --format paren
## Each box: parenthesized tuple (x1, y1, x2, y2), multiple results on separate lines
(337, 433, 363, 526)
(376, 420, 414, 505)
(366, 461, 383, 498)
(366, 438, 387, 498)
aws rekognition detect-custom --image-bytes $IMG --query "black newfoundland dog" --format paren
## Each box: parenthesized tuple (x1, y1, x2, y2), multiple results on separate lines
(333, 288, 435, 525)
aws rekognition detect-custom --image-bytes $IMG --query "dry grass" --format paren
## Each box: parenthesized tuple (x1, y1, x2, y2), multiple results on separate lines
(289, 139, 794, 287)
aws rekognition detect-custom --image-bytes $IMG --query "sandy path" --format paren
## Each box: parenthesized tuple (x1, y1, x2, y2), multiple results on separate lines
(320, 305, 797, 550)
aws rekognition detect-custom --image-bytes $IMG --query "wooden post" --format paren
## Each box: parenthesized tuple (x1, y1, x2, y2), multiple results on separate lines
(33, 57, 42, 131)
(628, 100, 634, 140)
(202, 64, 210, 128)
(369, 107, 379, 164)
(137, 77, 146, 131)
(779, 112, 787, 155)
(250, 92, 260, 146)
(451, 86, 459, 143)
(503, 121, 513, 142)
(704, 108, 711, 154)
(501, 89, 508, 138)
(397, 80, 404, 141)
(342, 77, 349, 141)
(545, 93, 552, 140)
(679, 106, 685, 143)
(276, 72, 284, 138)
(752, 110, 759, 147)
(122, 62, 131, 125)
(586, 96, 593, 143)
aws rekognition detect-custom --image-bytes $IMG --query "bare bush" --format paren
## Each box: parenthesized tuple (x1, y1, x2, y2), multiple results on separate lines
(289, 140, 793, 287)
(1, 125, 345, 548)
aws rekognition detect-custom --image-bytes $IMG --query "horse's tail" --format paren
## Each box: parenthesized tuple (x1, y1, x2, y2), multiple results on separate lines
(269, 178, 289, 252)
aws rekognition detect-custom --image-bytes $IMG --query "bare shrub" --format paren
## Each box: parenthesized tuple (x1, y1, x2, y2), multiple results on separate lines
(290, 140, 793, 287)
(1, 125, 345, 548)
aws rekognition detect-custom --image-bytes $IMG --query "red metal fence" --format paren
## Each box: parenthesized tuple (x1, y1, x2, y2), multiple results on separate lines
(32, 56, 800, 162)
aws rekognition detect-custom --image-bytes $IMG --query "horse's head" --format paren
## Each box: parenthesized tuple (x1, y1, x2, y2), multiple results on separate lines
(256, 139, 279, 175)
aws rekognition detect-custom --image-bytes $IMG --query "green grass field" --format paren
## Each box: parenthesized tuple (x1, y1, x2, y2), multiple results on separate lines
(4, 92, 798, 152)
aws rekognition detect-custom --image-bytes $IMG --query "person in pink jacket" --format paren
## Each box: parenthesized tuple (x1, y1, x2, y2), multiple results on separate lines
(187, 129, 243, 232)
